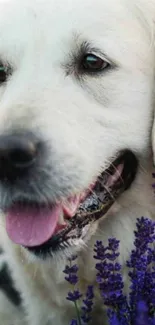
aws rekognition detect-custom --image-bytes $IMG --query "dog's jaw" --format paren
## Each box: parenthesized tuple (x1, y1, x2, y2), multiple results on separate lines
(1, 150, 138, 260)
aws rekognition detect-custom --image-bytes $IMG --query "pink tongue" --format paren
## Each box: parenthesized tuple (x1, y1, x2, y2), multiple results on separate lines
(6, 205, 62, 247)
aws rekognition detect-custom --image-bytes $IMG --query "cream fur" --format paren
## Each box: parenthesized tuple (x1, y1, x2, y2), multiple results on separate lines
(0, 0, 155, 324)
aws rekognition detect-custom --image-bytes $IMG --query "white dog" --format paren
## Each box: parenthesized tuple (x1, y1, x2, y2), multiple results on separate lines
(0, 0, 155, 324)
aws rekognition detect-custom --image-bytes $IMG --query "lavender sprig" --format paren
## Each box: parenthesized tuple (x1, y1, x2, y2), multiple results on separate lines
(64, 255, 79, 286)
(134, 300, 150, 325)
(63, 255, 82, 325)
(107, 310, 121, 325)
(127, 217, 155, 321)
(94, 239, 130, 324)
(70, 320, 78, 325)
(64, 254, 94, 325)
(81, 285, 94, 324)
(64, 217, 155, 325)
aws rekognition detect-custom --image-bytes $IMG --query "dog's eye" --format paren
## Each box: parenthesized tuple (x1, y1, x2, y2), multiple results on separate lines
(0, 63, 8, 84)
(81, 54, 109, 73)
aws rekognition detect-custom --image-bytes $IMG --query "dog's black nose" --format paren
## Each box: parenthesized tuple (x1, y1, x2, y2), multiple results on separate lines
(0, 133, 39, 182)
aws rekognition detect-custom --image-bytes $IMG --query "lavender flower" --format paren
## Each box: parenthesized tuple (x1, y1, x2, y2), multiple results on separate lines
(94, 239, 130, 324)
(64, 217, 155, 325)
(81, 285, 94, 324)
(93, 217, 155, 324)
(64, 255, 83, 325)
(152, 173, 155, 190)
(70, 320, 78, 325)
(107, 310, 121, 325)
(64, 264, 79, 286)
(67, 290, 83, 302)
(134, 300, 149, 325)
(64, 254, 94, 324)
(127, 217, 155, 321)
(63, 255, 79, 285)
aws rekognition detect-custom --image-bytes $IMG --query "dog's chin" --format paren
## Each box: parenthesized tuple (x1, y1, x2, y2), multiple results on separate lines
(5, 150, 138, 260)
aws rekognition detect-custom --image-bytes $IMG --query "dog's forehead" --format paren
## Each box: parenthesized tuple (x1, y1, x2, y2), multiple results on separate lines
(0, 0, 129, 20)
(0, 0, 130, 37)
(0, 0, 146, 55)
(0, 0, 152, 73)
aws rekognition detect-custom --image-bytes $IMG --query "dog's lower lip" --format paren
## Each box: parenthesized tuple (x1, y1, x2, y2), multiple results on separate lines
(6, 149, 138, 256)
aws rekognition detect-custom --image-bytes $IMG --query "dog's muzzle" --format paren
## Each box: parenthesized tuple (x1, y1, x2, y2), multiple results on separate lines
(0, 133, 138, 258)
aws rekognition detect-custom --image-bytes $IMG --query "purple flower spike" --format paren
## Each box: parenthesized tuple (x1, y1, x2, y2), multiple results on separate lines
(107, 310, 120, 325)
(134, 300, 149, 325)
(67, 290, 83, 302)
(127, 217, 155, 317)
(81, 285, 94, 324)
(64, 216, 155, 325)
(63, 255, 79, 286)
(70, 320, 78, 325)
(94, 238, 130, 324)
(63, 264, 79, 285)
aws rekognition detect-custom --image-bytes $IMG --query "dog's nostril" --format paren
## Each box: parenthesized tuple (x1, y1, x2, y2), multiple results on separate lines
(8, 140, 37, 168)
(0, 133, 39, 181)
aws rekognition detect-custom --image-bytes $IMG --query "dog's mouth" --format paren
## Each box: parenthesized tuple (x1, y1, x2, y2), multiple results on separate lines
(5, 150, 138, 257)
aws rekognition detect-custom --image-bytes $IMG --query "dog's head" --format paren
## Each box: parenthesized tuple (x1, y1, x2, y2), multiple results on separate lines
(0, 0, 154, 260)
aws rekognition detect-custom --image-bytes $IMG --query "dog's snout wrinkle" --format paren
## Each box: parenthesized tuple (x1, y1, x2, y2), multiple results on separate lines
(0, 133, 40, 182)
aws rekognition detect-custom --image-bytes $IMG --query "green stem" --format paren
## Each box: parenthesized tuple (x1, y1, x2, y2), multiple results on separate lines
(74, 300, 82, 325)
